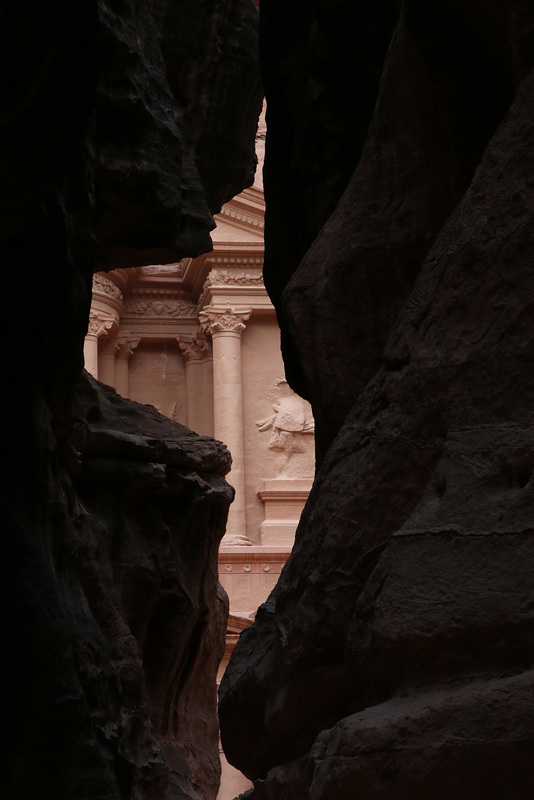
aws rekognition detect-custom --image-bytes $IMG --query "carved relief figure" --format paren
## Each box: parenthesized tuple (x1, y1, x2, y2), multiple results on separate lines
(256, 379, 314, 453)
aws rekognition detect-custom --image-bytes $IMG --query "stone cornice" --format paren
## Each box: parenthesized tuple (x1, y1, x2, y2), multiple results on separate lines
(214, 187, 265, 234)
(217, 204, 264, 233)
(197, 269, 264, 309)
(204, 243, 264, 268)
(258, 487, 312, 502)
(129, 286, 190, 298)
(218, 547, 292, 561)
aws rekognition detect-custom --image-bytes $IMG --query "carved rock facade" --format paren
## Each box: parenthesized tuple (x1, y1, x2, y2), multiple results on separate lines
(219, 2, 534, 798)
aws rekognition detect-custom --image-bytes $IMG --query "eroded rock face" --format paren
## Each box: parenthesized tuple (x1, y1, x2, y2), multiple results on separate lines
(6, 374, 232, 800)
(95, 0, 263, 269)
(219, 2, 534, 797)
(2, 1, 260, 798)
(71, 375, 233, 799)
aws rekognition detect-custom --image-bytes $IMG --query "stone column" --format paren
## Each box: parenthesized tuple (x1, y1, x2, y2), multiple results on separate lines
(115, 334, 140, 398)
(84, 313, 114, 379)
(177, 332, 212, 435)
(98, 335, 119, 388)
(200, 306, 252, 546)
(202, 347, 214, 439)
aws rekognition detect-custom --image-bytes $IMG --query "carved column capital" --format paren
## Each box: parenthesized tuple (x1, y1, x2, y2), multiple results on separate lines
(116, 334, 141, 361)
(99, 335, 120, 357)
(177, 332, 212, 362)
(87, 311, 115, 339)
(199, 306, 252, 336)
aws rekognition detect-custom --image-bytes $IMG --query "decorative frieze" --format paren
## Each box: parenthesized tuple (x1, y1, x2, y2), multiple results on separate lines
(205, 269, 264, 288)
(92, 272, 123, 304)
(124, 299, 198, 318)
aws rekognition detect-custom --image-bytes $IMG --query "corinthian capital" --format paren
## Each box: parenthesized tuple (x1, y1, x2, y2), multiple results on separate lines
(99, 335, 120, 357)
(199, 306, 252, 336)
(87, 312, 115, 339)
(177, 332, 212, 362)
(116, 334, 141, 360)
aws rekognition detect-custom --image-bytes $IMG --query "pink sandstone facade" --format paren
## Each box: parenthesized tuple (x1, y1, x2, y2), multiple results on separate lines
(84, 114, 315, 799)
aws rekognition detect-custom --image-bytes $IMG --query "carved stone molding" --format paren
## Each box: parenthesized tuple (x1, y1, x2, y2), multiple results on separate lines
(218, 205, 264, 232)
(199, 306, 252, 336)
(204, 253, 264, 270)
(198, 269, 264, 308)
(177, 333, 212, 362)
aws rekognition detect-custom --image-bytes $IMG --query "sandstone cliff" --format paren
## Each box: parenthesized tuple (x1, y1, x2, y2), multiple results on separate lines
(219, 2, 534, 797)
(1, 1, 261, 798)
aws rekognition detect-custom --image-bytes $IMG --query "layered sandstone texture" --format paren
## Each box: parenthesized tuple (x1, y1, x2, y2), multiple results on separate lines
(219, 2, 534, 797)
(2, 1, 261, 799)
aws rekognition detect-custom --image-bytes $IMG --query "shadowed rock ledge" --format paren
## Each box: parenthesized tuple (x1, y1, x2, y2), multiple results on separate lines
(219, 2, 534, 797)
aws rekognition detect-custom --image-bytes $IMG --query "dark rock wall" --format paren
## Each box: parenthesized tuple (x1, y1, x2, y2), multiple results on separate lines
(1, 1, 261, 798)
(95, 0, 263, 269)
(6, 375, 232, 800)
(219, 2, 534, 797)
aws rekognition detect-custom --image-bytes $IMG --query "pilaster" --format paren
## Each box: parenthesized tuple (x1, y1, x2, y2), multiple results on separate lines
(84, 312, 115, 378)
(115, 333, 140, 398)
(177, 332, 212, 436)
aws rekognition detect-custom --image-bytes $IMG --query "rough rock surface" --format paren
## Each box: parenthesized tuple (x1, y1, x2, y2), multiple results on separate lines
(7, 373, 232, 800)
(1, 1, 260, 799)
(96, 0, 263, 269)
(219, 2, 534, 797)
